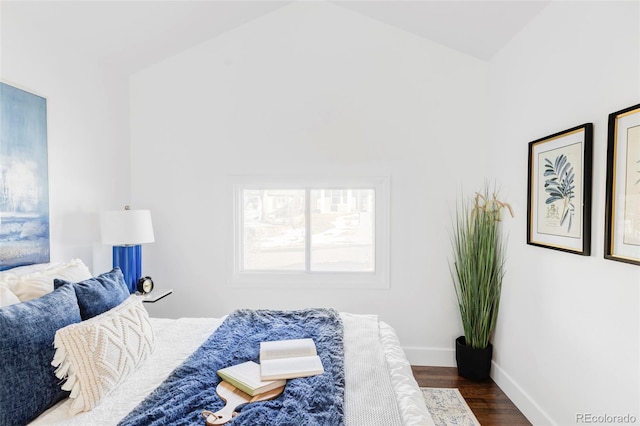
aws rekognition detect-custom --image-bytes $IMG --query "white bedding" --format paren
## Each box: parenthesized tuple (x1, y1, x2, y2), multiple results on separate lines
(32, 314, 434, 426)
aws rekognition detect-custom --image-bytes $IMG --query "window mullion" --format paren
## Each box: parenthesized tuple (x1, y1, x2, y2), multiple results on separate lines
(305, 188, 311, 273)
(239, 188, 244, 272)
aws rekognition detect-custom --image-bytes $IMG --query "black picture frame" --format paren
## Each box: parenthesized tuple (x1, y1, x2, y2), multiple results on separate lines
(604, 103, 640, 266)
(527, 123, 593, 255)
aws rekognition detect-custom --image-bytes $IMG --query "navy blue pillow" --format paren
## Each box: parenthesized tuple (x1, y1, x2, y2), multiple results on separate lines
(0, 284, 81, 426)
(54, 267, 130, 320)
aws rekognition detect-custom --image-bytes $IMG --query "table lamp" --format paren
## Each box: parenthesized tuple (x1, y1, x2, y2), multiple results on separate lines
(100, 206, 155, 293)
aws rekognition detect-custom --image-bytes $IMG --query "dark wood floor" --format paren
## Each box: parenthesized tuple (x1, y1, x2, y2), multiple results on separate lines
(411, 366, 531, 425)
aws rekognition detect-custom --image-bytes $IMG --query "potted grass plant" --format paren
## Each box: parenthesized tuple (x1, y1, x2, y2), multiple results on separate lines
(450, 185, 513, 381)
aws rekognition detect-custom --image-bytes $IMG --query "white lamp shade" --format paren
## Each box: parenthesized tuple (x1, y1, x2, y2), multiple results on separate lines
(100, 209, 155, 246)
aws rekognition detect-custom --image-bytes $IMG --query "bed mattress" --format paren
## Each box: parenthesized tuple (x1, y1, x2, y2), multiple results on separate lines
(31, 314, 434, 425)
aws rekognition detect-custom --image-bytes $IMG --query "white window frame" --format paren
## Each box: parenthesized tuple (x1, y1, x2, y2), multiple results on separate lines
(230, 176, 390, 288)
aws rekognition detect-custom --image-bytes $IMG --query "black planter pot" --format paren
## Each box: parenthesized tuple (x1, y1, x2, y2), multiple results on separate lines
(455, 336, 493, 381)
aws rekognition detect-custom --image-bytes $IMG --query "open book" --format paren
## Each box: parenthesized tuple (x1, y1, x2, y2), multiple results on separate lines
(217, 361, 286, 396)
(259, 338, 325, 380)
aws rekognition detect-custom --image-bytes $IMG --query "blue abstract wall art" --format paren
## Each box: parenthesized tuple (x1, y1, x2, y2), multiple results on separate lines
(0, 82, 50, 270)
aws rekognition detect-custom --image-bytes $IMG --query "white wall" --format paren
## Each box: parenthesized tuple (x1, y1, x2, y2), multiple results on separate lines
(1, 8, 130, 273)
(130, 1, 488, 364)
(488, 2, 639, 424)
(5, 1, 637, 424)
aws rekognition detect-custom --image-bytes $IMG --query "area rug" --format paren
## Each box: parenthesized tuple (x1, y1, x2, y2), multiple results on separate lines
(421, 387, 481, 426)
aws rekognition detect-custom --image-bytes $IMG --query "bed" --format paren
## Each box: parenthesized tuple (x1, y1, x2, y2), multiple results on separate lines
(0, 260, 434, 426)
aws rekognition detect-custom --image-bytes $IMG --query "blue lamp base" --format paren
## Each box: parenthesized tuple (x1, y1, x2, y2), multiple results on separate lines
(113, 245, 142, 293)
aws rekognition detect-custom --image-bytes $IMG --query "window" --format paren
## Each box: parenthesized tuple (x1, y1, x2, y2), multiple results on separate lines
(231, 176, 389, 288)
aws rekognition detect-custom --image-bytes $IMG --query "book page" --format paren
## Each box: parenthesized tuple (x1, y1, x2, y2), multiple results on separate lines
(219, 361, 264, 388)
(260, 355, 324, 380)
(260, 338, 317, 360)
(217, 361, 285, 396)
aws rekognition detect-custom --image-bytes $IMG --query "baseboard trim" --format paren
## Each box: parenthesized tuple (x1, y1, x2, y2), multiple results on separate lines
(403, 346, 456, 367)
(490, 361, 556, 425)
(404, 346, 556, 425)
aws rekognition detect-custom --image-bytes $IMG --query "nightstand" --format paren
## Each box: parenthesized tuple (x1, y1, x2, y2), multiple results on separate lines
(140, 288, 173, 303)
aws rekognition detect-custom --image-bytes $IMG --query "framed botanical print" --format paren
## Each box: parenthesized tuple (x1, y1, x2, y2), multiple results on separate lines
(527, 123, 593, 255)
(605, 103, 640, 265)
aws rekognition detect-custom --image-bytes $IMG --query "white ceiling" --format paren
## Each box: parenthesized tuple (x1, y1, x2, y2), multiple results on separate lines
(1, 1, 550, 75)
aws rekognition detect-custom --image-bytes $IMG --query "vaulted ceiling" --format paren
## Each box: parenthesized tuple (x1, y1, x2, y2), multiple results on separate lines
(2, 1, 550, 75)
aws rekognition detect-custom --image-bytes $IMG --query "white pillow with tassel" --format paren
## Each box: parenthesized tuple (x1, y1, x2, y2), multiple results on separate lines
(52, 295, 155, 415)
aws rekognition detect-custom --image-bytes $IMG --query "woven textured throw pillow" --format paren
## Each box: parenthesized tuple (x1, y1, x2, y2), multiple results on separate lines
(52, 295, 155, 415)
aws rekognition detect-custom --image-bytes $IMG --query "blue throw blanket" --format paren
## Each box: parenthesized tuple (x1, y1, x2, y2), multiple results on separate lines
(119, 308, 345, 426)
